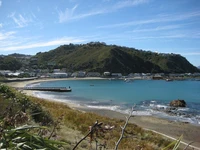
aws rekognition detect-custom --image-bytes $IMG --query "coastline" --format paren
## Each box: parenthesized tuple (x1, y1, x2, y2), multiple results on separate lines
(6, 78, 200, 149)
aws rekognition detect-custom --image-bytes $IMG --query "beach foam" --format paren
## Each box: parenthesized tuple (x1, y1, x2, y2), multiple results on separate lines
(33, 90, 200, 125)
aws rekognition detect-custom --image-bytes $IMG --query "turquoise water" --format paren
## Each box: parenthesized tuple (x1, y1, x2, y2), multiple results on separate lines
(30, 79, 200, 124)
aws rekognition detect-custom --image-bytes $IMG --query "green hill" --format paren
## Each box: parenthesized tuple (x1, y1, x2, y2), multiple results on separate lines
(33, 42, 198, 74)
(0, 55, 22, 71)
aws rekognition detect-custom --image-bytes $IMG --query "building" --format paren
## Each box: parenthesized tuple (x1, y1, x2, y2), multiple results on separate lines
(103, 72, 111, 76)
(86, 72, 101, 77)
(50, 73, 68, 78)
(111, 73, 122, 77)
(71, 71, 86, 77)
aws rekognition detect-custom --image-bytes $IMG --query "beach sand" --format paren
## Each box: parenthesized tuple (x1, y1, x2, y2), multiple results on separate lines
(6, 78, 200, 149)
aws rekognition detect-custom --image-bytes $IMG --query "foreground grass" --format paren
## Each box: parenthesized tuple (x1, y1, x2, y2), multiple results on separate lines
(0, 83, 175, 149)
(29, 96, 173, 149)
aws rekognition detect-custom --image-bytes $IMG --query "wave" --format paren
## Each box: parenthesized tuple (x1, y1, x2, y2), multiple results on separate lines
(32, 91, 200, 125)
(86, 105, 120, 111)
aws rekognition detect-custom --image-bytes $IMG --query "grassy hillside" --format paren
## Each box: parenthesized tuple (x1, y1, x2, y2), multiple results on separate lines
(34, 42, 199, 74)
(0, 83, 176, 149)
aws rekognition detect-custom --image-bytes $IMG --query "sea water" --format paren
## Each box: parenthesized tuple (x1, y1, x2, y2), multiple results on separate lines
(29, 79, 200, 125)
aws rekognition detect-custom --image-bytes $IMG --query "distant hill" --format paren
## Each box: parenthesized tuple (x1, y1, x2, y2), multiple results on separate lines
(33, 42, 199, 74)
(8, 53, 32, 59)
(198, 66, 200, 69)
(0, 54, 32, 71)
(0, 55, 22, 71)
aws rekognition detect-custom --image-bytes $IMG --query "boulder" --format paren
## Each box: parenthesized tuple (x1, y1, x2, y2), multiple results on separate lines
(169, 99, 186, 107)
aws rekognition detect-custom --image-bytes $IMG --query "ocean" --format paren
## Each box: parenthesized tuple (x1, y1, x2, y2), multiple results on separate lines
(28, 79, 200, 125)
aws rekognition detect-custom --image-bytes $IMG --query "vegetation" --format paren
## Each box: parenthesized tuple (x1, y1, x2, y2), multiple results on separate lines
(1, 42, 199, 74)
(0, 84, 64, 149)
(0, 83, 182, 149)
(0, 56, 22, 71)
(33, 42, 199, 73)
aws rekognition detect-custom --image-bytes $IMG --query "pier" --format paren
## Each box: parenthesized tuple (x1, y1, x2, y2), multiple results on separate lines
(23, 87, 72, 92)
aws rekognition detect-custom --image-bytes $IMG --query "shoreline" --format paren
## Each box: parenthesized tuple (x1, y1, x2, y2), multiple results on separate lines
(6, 78, 200, 149)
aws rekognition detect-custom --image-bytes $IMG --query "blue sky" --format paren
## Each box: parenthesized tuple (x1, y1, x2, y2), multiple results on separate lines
(0, 0, 200, 66)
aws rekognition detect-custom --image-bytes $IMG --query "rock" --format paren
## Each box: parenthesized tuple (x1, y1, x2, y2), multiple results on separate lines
(169, 99, 186, 107)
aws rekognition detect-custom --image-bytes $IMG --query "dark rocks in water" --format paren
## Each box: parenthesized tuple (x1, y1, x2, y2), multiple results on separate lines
(169, 99, 186, 107)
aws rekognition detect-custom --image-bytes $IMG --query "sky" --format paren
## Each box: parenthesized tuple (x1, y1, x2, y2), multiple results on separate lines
(0, 0, 200, 67)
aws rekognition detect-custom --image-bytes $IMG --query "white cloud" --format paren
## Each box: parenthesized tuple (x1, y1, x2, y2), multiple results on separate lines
(0, 23, 3, 28)
(0, 0, 2, 7)
(58, 0, 149, 23)
(58, 5, 106, 23)
(58, 5, 78, 23)
(0, 31, 16, 40)
(9, 12, 32, 28)
(131, 34, 186, 40)
(0, 37, 86, 52)
(113, 0, 149, 10)
(98, 11, 200, 29)
(130, 25, 182, 33)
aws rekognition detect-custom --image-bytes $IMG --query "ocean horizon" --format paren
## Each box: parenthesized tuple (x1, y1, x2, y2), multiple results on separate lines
(28, 79, 200, 125)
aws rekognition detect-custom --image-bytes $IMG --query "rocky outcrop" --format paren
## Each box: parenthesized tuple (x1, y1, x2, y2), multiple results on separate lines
(169, 99, 186, 107)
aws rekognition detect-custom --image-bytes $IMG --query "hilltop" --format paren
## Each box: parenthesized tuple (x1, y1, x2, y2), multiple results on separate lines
(34, 42, 199, 73)
(0, 42, 199, 74)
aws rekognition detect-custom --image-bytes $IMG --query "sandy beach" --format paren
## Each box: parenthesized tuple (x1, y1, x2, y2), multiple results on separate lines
(6, 78, 200, 149)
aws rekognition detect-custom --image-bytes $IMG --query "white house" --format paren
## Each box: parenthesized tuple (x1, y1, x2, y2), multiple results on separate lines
(103, 72, 111, 76)
(50, 73, 68, 78)
(111, 73, 122, 77)
(0, 70, 12, 76)
(86, 72, 101, 77)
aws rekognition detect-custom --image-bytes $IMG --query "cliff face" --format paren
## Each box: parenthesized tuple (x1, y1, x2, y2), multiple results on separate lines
(32, 42, 199, 73)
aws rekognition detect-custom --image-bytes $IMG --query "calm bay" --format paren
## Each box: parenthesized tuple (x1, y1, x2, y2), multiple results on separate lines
(31, 79, 200, 125)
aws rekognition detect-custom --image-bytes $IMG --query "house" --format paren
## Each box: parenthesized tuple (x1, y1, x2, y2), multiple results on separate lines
(77, 71, 86, 77)
(128, 73, 143, 79)
(71, 71, 86, 77)
(152, 74, 163, 80)
(71, 72, 78, 77)
(111, 73, 122, 78)
(128, 73, 141, 77)
(50, 73, 68, 78)
(0, 70, 12, 76)
(103, 72, 111, 76)
(7, 71, 24, 77)
(86, 72, 101, 77)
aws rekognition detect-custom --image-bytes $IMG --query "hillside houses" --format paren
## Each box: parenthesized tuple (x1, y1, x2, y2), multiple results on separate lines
(1, 68, 200, 80)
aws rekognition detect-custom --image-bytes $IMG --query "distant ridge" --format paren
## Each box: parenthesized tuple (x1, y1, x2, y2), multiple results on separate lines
(33, 42, 199, 74)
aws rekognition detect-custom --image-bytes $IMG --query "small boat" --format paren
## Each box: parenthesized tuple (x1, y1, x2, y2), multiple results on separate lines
(166, 79, 173, 82)
(124, 78, 131, 82)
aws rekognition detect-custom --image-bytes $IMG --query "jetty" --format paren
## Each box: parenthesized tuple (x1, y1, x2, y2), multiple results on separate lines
(23, 87, 72, 92)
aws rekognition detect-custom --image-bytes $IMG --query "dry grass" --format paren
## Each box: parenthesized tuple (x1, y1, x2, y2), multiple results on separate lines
(30, 96, 172, 149)
(0, 84, 173, 149)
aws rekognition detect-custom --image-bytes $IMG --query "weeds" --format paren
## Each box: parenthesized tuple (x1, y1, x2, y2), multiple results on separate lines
(0, 84, 66, 149)
(1, 83, 193, 149)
